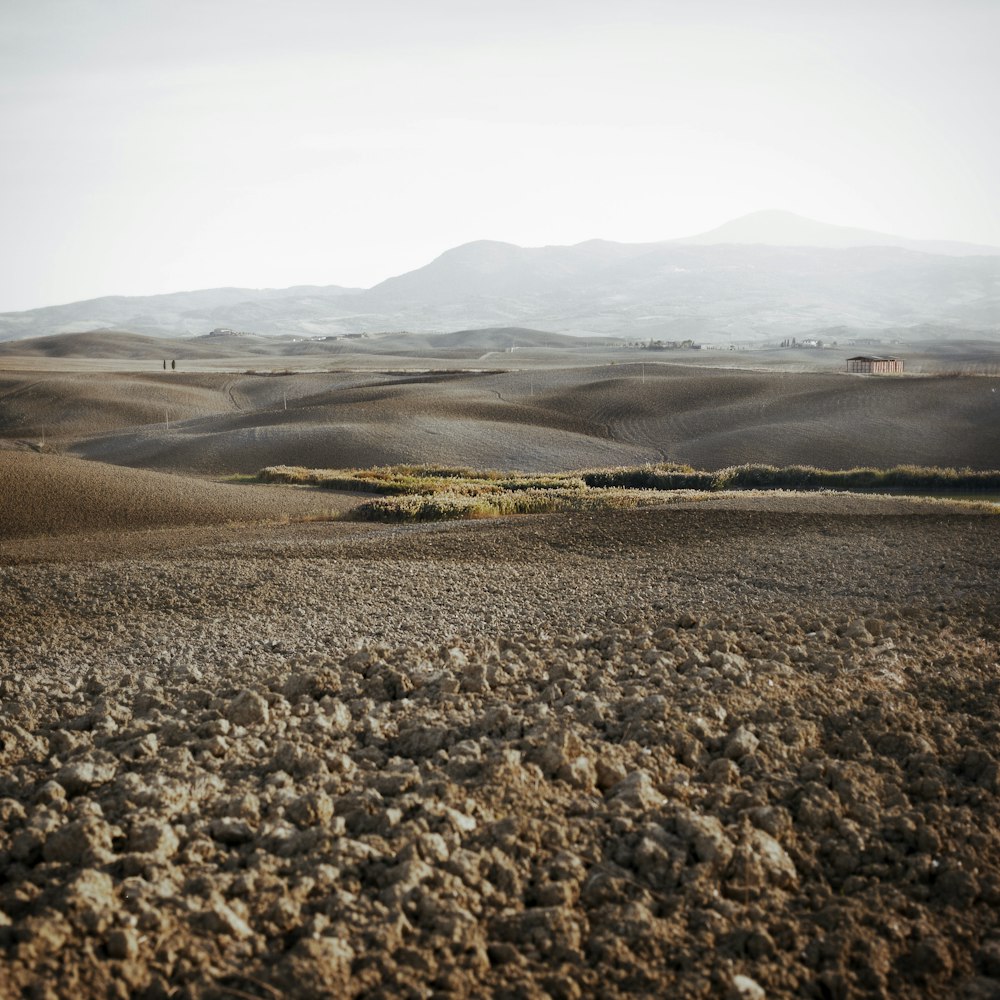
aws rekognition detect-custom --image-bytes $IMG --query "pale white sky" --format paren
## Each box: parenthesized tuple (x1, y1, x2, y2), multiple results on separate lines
(1, 0, 997, 311)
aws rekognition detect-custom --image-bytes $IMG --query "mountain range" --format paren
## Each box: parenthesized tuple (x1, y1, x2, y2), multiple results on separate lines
(2, 210, 998, 342)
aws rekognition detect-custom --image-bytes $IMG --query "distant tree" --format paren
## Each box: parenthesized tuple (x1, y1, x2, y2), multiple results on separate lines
(171, 359, 176, 370)
(163, 359, 166, 370)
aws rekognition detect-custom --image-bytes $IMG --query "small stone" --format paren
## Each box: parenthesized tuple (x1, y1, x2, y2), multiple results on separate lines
(933, 865, 979, 905)
(610, 770, 665, 810)
(0, 798, 27, 826)
(285, 936, 355, 990)
(440, 806, 476, 834)
(707, 758, 740, 785)
(487, 942, 524, 966)
(34, 781, 66, 805)
(729, 974, 766, 1000)
(57, 756, 117, 796)
(129, 821, 179, 861)
(43, 818, 113, 865)
(557, 754, 597, 791)
(416, 832, 450, 863)
(345, 648, 375, 669)
(447, 646, 469, 667)
(746, 807, 789, 841)
(62, 870, 117, 932)
(226, 689, 270, 728)
(842, 620, 874, 645)
(724, 727, 760, 760)
(711, 651, 749, 675)
(210, 817, 255, 845)
(393, 726, 449, 759)
(595, 758, 628, 792)
(494, 906, 583, 953)
(748, 829, 797, 887)
(459, 663, 489, 694)
(320, 699, 352, 734)
(677, 811, 734, 866)
(223, 793, 261, 822)
(384, 858, 435, 898)
(107, 927, 139, 960)
(203, 900, 254, 938)
(287, 792, 334, 829)
(10, 828, 44, 864)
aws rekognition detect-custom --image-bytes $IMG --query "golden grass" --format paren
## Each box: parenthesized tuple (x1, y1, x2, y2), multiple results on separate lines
(347, 488, 703, 523)
(583, 462, 1000, 491)
(260, 461, 1000, 495)
(257, 465, 726, 521)
(257, 464, 584, 496)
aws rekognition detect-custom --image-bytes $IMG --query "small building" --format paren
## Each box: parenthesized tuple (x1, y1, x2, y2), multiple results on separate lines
(846, 355, 903, 374)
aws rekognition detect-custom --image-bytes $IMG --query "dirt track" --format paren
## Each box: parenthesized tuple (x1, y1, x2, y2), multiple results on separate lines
(2, 504, 999, 998)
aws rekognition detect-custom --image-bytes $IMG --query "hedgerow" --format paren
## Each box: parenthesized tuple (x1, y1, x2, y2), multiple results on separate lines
(347, 488, 691, 523)
(582, 463, 1000, 492)
(255, 462, 1000, 523)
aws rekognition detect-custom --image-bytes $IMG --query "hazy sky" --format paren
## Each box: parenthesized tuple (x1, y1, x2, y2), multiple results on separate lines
(1, 0, 998, 311)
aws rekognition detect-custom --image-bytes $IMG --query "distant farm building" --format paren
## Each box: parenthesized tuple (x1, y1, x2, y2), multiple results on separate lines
(846, 355, 903, 374)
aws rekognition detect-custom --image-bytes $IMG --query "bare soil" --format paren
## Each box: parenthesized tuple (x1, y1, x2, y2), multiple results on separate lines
(3, 362, 999, 474)
(1, 502, 999, 998)
(0, 451, 363, 543)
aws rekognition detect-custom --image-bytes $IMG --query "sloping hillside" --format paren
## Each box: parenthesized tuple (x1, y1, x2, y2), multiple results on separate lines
(4, 365, 996, 475)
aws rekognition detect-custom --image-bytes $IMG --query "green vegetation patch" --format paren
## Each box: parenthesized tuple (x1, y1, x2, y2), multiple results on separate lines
(258, 464, 585, 496)
(583, 462, 1000, 492)
(349, 488, 681, 523)
(256, 462, 1000, 522)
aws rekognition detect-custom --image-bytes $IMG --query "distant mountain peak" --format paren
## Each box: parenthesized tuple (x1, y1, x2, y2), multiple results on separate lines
(435, 239, 523, 259)
(675, 210, 1000, 257)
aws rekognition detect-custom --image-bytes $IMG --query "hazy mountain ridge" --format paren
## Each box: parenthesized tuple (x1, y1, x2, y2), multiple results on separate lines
(675, 209, 1000, 256)
(2, 212, 998, 342)
(0, 326, 604, 360)
(0, 285, 360, 341)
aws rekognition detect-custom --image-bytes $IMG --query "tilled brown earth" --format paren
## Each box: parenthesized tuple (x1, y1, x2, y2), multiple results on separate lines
(1, 506, 999, 998)
(0, 451, 364, 541)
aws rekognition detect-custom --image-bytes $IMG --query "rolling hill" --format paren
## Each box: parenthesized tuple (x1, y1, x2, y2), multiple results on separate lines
(3, 364, 997, 476)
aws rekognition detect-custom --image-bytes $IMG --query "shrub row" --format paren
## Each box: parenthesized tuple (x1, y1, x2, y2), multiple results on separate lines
(258, 463, 1000, 520)
(258, 465, 583, 497)
(346, 488, 682, 523)
(582, 463, 1000, 492)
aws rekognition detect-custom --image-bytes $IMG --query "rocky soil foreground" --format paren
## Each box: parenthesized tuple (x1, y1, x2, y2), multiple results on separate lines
(1, 506, 999, 999)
